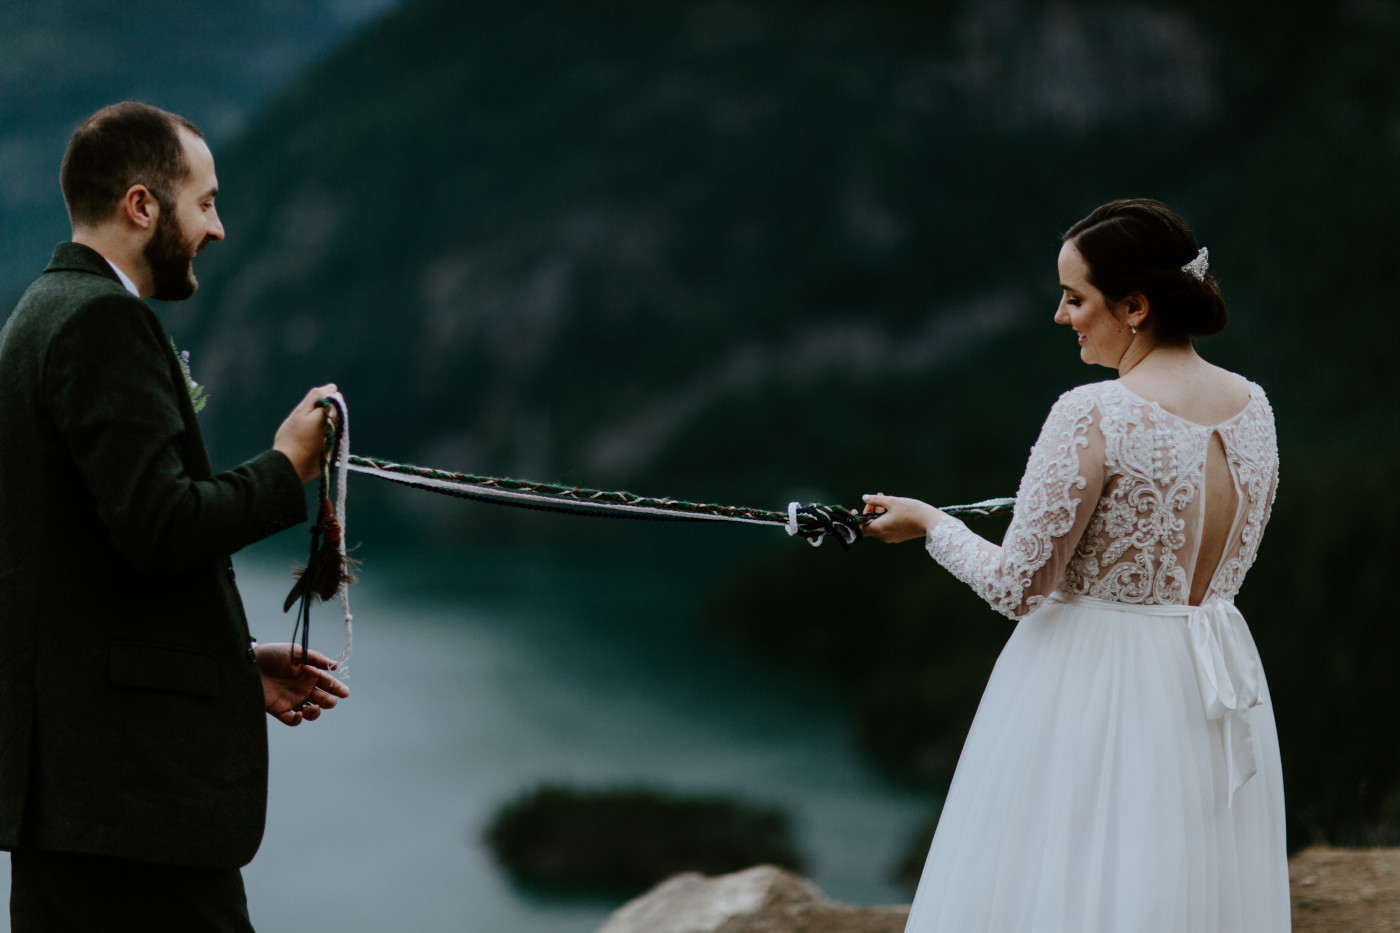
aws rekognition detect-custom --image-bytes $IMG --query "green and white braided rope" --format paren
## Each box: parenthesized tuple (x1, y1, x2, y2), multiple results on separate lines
(286, 399, 1014, 671)
(300, 397, 1015, 549)
(341, 454, 1013, 546)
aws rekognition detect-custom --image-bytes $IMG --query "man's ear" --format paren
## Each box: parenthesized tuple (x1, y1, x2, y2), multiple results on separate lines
(119, 184, 158, 232)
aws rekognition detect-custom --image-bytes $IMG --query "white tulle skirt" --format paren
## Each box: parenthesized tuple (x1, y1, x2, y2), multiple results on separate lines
(904, 594, 1290, 933)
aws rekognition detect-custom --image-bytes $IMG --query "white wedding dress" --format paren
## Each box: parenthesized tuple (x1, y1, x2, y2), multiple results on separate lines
(906, 379, 1289, 932)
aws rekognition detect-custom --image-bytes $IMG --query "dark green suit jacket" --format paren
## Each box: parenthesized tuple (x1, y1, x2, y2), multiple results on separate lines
(0, 243, 306, 868)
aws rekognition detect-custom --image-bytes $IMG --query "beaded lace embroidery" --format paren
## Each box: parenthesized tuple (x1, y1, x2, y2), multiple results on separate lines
(926, 381, 1277, 620)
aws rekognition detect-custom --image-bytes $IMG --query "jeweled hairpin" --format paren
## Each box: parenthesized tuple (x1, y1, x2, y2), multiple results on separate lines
(1182, 247, 1209, 281)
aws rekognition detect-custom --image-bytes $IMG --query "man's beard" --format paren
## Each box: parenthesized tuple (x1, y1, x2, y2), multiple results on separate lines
(143, 209, 200, 301)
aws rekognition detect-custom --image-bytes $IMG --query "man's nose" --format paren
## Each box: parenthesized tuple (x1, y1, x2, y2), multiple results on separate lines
(206, 209, 225, 243)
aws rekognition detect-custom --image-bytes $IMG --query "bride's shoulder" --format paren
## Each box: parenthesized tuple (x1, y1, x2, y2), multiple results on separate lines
(1052, 379, 1120, 407)
(1239, 375, 1276, 421)
(1212, 367, 1272, 417)
(1236, 373, 1272, 404)
(1040, 381, 1115, 425)
(1209, 363, 1259, 393)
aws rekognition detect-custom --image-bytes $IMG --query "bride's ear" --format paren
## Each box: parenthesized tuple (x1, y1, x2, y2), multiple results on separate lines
(1119, 292, 1150, 332)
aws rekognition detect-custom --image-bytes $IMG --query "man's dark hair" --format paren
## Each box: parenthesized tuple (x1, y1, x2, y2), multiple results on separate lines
(60, 102, 203, 228)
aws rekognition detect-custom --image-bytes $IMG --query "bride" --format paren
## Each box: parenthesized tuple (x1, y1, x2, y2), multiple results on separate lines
(862, 199, 1289, 932)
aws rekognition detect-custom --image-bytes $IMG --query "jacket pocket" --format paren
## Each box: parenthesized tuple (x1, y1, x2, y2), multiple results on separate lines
(109, 642, 222, 698)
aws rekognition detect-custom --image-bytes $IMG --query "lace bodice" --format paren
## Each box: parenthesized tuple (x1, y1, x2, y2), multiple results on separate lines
(926, 380, 1278, 621)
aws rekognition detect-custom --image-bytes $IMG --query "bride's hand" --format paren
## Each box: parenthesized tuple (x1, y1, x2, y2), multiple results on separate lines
(860, 493, 942, 544)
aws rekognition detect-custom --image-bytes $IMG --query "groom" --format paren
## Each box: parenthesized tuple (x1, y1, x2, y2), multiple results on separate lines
(0, 102, 349, 931)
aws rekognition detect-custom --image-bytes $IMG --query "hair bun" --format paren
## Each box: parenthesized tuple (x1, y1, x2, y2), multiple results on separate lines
(1176, 271, 1227, 337)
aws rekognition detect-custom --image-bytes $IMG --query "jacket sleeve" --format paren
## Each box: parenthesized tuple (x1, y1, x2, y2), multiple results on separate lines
(44, 293, 306, 573)
(923, 386, 1105, 620)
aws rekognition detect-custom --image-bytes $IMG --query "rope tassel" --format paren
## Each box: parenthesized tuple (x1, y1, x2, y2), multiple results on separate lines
(284, 393, 356, 673)
(284, 499, 354, 606)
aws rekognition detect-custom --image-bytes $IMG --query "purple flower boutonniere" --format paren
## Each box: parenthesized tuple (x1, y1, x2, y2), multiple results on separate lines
(171, 338, 209, 413)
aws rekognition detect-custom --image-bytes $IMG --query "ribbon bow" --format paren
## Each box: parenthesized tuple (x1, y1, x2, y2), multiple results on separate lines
(1186, 601, 1262, 807)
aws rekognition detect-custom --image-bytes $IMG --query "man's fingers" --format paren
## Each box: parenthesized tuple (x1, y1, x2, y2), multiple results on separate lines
(293, 646, 337, 670)
(306, 384, 338, 411)
(310, 688, 339, 710)
(318, 671, 350, 698)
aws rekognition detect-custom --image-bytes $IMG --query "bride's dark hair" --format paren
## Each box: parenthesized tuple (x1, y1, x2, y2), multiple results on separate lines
(1064, 198, 1227, 341)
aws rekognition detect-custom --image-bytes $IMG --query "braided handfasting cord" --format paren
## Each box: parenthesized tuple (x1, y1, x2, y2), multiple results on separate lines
(292, 398, 1012, 556)
(342, 454, 1014, 547)
(283, 400, 1013, 664)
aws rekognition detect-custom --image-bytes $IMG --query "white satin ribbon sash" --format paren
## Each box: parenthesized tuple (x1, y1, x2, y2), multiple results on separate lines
(1048, 593, 1262, 807)
(1185, 600, 1261, 807)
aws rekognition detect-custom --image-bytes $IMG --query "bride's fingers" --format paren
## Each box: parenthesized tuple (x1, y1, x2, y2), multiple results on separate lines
(861, 493, 890, 515)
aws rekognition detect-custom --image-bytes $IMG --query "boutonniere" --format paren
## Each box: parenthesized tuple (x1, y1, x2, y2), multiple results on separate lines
(170, 337, 209, 413)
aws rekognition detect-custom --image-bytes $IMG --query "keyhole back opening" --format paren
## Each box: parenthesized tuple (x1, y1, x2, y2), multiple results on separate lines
(1189, 429, 1239, 606)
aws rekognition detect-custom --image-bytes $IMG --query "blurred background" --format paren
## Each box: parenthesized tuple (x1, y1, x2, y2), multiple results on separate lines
(3, 0, 1399, 929)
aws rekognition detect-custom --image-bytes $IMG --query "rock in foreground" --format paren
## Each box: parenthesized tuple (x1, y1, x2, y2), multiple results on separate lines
(599, 846, 1400, 933)
(596, 865, 908, 933)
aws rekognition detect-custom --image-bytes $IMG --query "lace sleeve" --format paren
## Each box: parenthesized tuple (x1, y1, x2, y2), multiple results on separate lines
(925, 387, 1105, 620)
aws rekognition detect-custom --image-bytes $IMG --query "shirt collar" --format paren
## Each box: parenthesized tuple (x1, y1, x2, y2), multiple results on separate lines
(104, 258, 140, 297)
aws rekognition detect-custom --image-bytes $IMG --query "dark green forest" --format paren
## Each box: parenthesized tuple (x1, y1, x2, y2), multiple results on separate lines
(157, 0, 1400, 855)
(0, 0, 387, 294)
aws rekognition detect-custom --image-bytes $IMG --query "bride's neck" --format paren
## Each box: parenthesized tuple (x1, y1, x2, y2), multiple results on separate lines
(1115, 338, 1196, 378)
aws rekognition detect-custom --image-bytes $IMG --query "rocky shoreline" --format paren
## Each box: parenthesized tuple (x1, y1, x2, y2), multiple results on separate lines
(595, 847, 1400, 933)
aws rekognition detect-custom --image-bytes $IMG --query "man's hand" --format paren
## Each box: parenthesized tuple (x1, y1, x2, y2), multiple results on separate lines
(273, 384, 338, 483)
(255, 642, 350, 727)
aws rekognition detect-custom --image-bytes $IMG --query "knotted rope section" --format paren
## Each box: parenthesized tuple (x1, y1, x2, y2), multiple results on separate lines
(284, 398, 1014, 658)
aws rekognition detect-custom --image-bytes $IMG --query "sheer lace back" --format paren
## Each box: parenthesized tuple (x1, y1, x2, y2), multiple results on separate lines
(926, 380, 1278, 621)
(1063, 382, 1277, 606)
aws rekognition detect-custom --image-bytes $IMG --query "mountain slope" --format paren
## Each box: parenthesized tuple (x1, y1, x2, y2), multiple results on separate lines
(0, 0, 401, 297)
(172, 0, 1396, 521)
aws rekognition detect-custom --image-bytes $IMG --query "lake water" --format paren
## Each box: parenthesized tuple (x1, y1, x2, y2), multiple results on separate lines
(1, 529, 933, 932)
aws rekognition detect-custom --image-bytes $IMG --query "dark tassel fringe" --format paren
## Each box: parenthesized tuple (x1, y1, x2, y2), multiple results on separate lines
(284, 496, 359, 668)
(282, 394, 357, 670)
(284, 499, 358, 612)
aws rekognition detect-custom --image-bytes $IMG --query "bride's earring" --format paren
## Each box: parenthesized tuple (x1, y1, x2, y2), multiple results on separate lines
(1131, 325, 1138, 334)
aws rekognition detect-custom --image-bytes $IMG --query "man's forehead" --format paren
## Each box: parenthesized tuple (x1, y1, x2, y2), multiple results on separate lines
(178, 129, 213, 162)
(177, 128, 217, 190)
